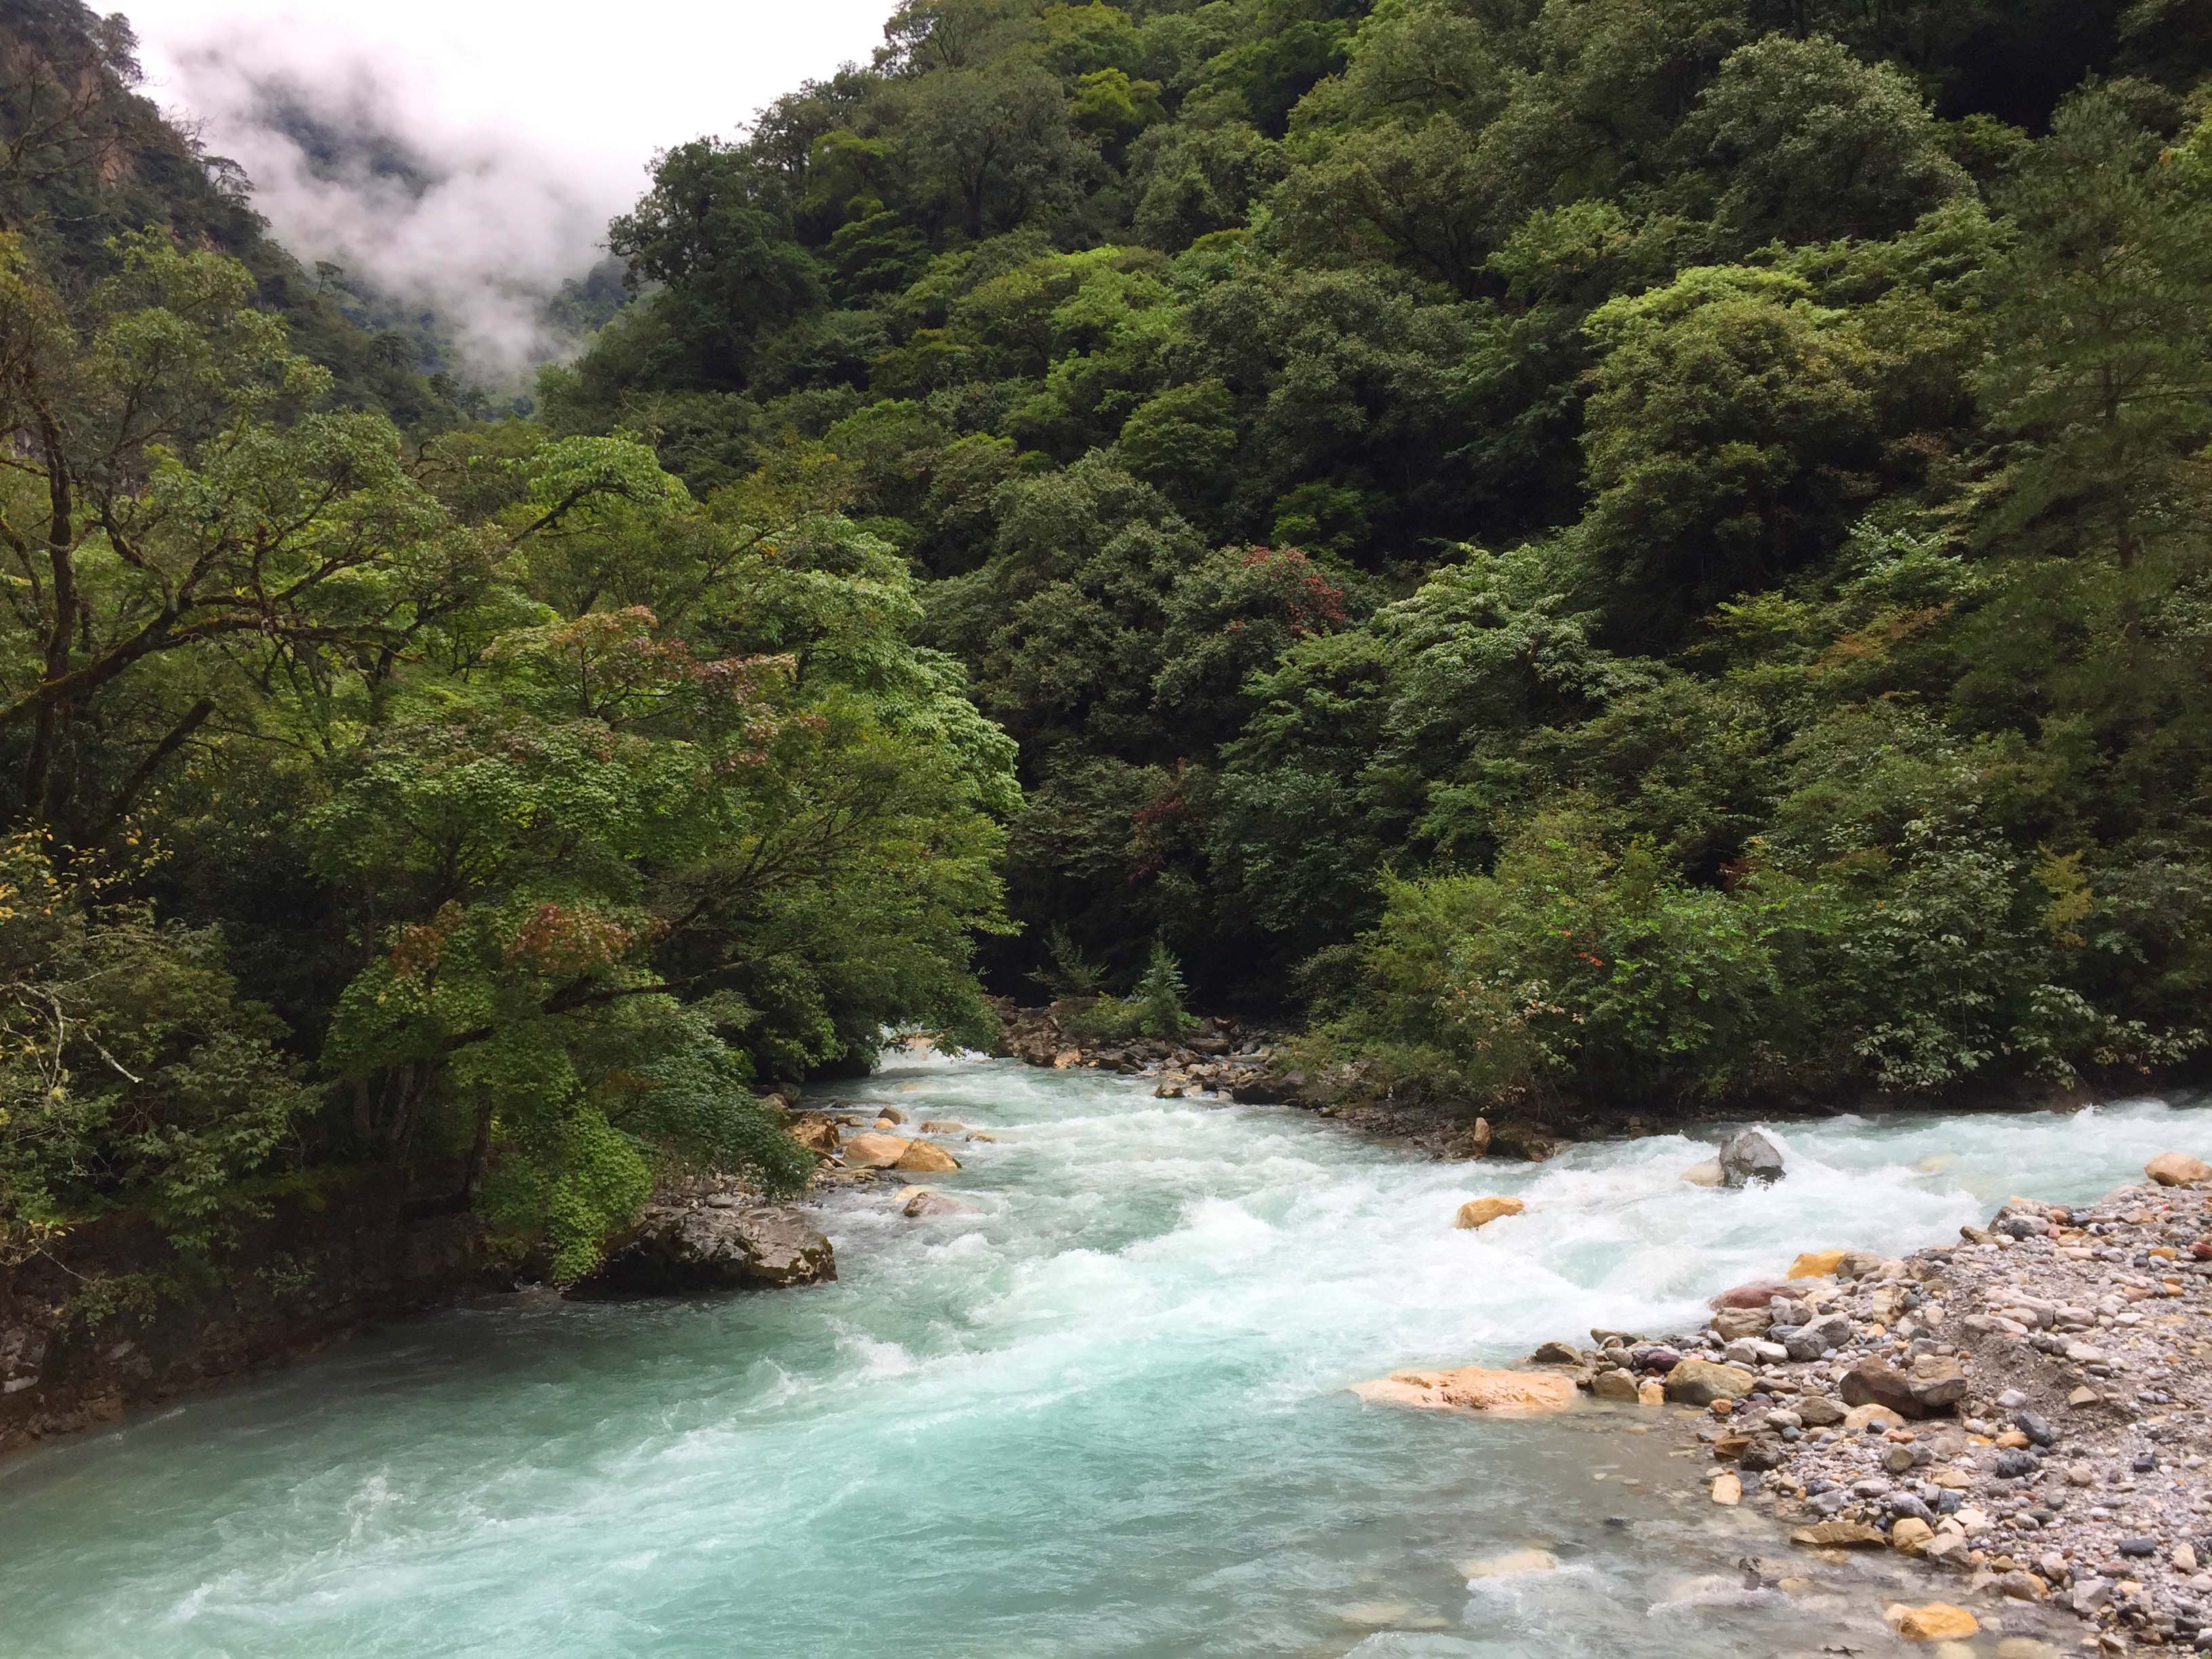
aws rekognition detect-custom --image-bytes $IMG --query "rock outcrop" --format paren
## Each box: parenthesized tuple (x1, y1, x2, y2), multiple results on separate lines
(591, 1204, 835, 1294)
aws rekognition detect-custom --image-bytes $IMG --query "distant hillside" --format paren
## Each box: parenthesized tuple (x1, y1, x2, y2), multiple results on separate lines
(0, 0, 470, 428)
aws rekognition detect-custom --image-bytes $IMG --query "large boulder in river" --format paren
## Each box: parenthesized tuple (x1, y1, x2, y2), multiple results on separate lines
(841, 1132, 910, 1168)
(1719, 1128, 1785, 1187)
(895, 1139, 962, 1172)
(591, 1204, 836, 1294)
(2146, 1151, 2212, 1187)
(1454, 1195, 1524, 1229)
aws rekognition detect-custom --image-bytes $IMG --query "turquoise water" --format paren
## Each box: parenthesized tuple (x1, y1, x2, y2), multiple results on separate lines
(0, 1054, 2202, 1657)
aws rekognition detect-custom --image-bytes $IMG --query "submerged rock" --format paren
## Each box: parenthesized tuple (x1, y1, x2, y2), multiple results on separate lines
(901, 1189, 972, 1218)
(1681, 1158, 1725, 1187)
(1350, 1365, 1578, 1416)
(1461, 1547, 1559, 1578)
(590, 1204, 836, 1294)
(1886, 1602, 1978, 1641)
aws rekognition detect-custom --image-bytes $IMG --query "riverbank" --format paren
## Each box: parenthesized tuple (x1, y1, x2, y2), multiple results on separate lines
(990, 1000, 1555, 1158)
(987, 1001, 2130, 1166)
(0, 1179, 500, 1457)
(1517, 1151, 2212, 1650)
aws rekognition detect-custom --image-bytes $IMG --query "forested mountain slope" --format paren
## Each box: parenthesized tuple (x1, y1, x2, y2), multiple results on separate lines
(0, 0, 476, 425)
(549, 0, 2212, 1122)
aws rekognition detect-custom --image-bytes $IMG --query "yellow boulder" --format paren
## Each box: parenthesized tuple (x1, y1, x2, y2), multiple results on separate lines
(1349, 1365, 1576, 1416)
(1455, 1195, 1526, 1230)
(1788, 1249, 1847, 1279)
(896, 1139, 961, 1172)
(841, 1132, 909, 1168)
(2146, 1151, 2212, 1187)
(1887, 1603, 1979, 1642)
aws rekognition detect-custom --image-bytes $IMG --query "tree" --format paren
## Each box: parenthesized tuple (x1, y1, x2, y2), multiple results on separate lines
(903, 66, 1097, 240)
(1973, 87, 2212, 567)
(1580, 266, 1885, 622)
(1675, 35, 1971, 249)
(0, 231, 468, 837)
(607, 140, 823, 388)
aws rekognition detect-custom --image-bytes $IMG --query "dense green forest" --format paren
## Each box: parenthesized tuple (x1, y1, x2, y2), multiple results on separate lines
(5, 0, 2212, 1279)
(550, 0, 2212, 1119)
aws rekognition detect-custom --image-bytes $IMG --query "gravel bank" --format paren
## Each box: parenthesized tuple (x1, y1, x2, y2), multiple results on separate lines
(1542, 1155, 2212, 1650)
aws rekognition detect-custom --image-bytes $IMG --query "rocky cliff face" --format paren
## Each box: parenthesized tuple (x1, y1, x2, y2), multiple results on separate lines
(0, 1181, 500, 1456)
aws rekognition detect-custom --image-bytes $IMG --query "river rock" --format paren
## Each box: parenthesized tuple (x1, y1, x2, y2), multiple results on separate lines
(1662, 1358, 1755, 1406)
(1711, 1279, 1795, 1311)
(1719, 1129, 1786, 1187)
(895, 1140, 962, 1172)
(1711, 1305, 1774, 1341)
(1839, 1359, 1938, 1420)
(918, 1120, 967, 1134)
(2145, 1151, 2212, 1187)
(1905, 1353, 1966, 1413)
(1591, 1368, 1640, 1401)
(1681, 1158, 1725, 1187)
(1454, 1196, 1525, 1230)
(1711, 1472, 1742, 1505)
(1788, 1250, 1847, 1279)
(875, 1106, 907, 1125)
(1795, 1395, 1848, 1427)
(1350, 1366, 1578, 1416)
(1890, 1517, 1934, 1551)
(788, 1115, 840, 1153)
(841, 1132, 910, 1169)
(902, 1189, 971, 1218)
(594, 1204, 836, 1293)
(1887, 1603, 1979, 1641)
(1774, 1311, 1852, 1361)
(1791, 1519, 1887, 1548)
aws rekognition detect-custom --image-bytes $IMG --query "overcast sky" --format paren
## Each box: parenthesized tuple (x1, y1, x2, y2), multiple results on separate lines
(127, 1, 894, 376)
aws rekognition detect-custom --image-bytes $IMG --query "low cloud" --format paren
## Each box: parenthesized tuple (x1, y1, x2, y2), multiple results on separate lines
(130, 1, 893, 380)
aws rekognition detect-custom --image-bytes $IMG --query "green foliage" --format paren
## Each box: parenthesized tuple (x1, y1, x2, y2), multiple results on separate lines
(0, 836, 312, 1258)
(1129, 938, 1198, 1039)
(0, 220, 1022, 1279)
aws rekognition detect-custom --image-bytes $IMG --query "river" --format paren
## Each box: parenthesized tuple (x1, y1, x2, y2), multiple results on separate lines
(0, 1053, 2203, 1657)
